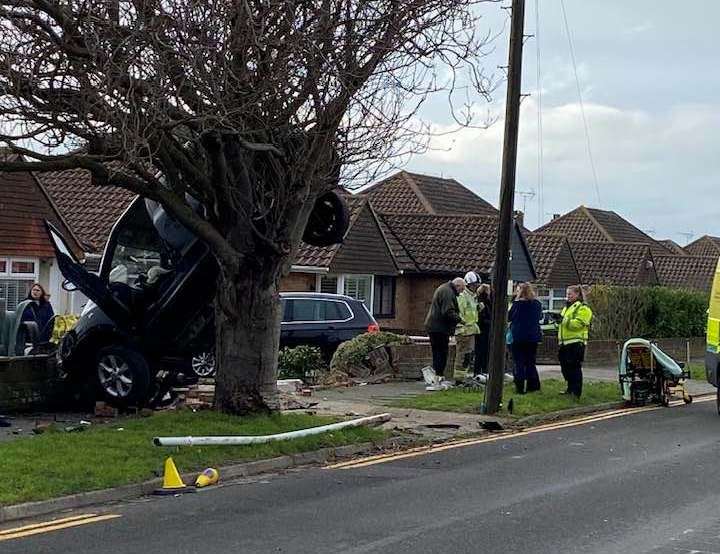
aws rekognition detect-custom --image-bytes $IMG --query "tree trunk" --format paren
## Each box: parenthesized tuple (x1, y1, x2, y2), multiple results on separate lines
(214, 271, 282, 414)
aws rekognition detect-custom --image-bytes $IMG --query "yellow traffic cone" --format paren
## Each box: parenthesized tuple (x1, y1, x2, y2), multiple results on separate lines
(195, 468, 219, 488)
(154, 457, 194, 495)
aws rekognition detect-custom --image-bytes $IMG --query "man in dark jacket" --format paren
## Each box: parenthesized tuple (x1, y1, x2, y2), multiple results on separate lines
(424, 277, 465, 390)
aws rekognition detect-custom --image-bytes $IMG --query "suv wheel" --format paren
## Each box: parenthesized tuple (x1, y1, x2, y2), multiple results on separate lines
(191, 351, 216, 377)
(96, 345, 151, 407)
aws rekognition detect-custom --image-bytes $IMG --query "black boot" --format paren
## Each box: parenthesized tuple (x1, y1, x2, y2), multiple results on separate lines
(514, 381, 526, 395)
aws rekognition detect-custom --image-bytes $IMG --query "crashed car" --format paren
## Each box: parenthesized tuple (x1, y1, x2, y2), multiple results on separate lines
(46, 191, 349, 407)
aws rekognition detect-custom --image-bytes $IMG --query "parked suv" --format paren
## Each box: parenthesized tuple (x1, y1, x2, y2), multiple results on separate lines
(46, 191, 350, 407)
(280, 292, 379, 357)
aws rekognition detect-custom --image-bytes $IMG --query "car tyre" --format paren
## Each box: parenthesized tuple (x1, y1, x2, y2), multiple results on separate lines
(95, 345, 151, 407)
(302, 190, 350, 247)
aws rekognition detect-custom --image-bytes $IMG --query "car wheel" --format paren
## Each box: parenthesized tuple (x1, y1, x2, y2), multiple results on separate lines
(96, 346, 151, 407)
(302, 190, 349, 247)
(191, 351, 216, 378)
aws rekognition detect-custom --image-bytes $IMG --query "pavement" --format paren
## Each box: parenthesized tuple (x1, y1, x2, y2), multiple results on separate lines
(3, 394, 720, 553)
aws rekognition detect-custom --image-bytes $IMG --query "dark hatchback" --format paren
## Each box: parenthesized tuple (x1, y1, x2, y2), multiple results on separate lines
(45, 191, 354, 407)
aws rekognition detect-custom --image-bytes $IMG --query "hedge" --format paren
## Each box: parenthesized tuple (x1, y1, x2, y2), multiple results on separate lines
(585, 285, 708, 340)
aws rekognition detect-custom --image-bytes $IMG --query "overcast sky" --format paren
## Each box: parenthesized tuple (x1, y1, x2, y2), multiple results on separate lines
(399, 1, 720, 242)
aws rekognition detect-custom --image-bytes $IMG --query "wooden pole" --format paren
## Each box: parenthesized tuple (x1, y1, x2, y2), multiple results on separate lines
(483, 0, 526, 415)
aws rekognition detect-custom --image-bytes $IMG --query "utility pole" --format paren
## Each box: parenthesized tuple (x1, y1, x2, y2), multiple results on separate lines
(483, 0, 526, 415)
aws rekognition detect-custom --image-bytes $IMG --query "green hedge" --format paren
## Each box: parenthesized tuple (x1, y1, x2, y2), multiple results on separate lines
(586, 285, 708, 340)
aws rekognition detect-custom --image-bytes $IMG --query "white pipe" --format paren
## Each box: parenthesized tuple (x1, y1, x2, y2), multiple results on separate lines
(153, 413, 392, 447)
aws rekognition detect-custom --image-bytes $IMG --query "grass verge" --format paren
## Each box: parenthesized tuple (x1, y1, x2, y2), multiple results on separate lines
(0, 411, 386, 506)
(688, 362, 707, 381)
(390, 379, 622, 419)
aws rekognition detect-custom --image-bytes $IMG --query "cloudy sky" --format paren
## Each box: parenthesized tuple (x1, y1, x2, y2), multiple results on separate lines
(397, 1, 720, 242)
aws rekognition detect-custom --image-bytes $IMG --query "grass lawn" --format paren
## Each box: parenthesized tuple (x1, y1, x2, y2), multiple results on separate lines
(390, 379, 622, 419)
(0, 411, 386, 506)
(688, 362, 707, 381)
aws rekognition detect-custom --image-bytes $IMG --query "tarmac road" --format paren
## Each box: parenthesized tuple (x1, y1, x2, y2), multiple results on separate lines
(3, 397, 720, 554)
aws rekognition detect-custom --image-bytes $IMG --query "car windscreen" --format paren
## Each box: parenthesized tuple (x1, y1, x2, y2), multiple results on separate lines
(106, 201, 163, 285)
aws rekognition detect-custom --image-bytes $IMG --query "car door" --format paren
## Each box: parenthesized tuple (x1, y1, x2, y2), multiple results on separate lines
(44, 221, 132, 326)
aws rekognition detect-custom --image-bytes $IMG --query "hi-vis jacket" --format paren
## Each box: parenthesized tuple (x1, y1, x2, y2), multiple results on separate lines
(456, 290, 481, 336)
(558, 301, 593, 345)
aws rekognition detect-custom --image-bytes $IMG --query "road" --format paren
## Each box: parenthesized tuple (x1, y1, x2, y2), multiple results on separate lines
(3, 398, 720, 554)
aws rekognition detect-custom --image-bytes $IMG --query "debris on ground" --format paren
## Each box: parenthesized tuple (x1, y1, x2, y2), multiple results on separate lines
(480, 421, 504, 432)
(94, 401, 119, 418)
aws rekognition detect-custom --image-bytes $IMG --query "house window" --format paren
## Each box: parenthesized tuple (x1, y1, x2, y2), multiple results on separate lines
(343, 275, 372, 309)
(319, 275, 339, 294)
(0, 257, 39, 311)
(315, 273, 375, 310)
(536, 286, 567, 311)
(11, 260, 36, 274)
(373, 276, 396, 318)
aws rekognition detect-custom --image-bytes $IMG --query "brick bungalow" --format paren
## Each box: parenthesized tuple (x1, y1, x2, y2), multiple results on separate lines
(524, 233, 581, 310)
(0, 149, 85, 314)
(532, 205, 718, 292)
(281, 171, 537, 333)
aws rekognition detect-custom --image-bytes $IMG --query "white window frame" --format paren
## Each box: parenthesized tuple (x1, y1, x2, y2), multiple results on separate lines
(281, 298, 355, 325)
(315, 273, 375, 312)
(0, 256, 40, 310)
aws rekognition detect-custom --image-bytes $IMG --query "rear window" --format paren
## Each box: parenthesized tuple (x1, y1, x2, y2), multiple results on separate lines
(283, 299, 352, 322)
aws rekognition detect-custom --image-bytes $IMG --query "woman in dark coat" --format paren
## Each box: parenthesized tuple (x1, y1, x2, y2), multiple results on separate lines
(21, 283, 55, 342)
(508, 282, 543, 394)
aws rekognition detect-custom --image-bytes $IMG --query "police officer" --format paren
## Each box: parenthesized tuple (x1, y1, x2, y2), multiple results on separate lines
(558, 285, 593, 397)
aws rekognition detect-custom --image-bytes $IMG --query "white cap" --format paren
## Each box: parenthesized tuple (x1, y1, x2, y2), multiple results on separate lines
(464, 271, 480, 285)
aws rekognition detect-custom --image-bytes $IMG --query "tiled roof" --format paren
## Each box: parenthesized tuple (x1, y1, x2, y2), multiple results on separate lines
(535, 206, 671, 255)
(378, 213, 504, 274)
(293, 195, 367, 268)
(0, 150, 82, 258)
(37, 168, 136, 253)
(654, 255, 719, 292)
(525, 233, 579, 286)
(363, 171, 497, 216)
(658, 239, 687, 256)
(569, 242, 655, 287)
(684, 235, 720, 257)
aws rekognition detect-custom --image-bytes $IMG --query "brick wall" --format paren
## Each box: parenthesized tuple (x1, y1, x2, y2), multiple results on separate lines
(537, 336, 706, 366)
(377, 274, 448, 334)
(280, 272, 317, 292)
(390, 342, 456, 380)
(0, 355, 60, 412)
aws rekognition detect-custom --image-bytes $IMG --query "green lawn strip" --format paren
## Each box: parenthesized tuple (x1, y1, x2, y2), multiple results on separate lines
(688, 362, 707, 381)
(0, 411, 386, 506)
(390, 379, 622, 419)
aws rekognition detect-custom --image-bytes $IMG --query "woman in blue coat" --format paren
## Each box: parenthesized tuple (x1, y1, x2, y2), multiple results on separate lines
(21, 283, 55, 343)
(508, 283, 543, 394)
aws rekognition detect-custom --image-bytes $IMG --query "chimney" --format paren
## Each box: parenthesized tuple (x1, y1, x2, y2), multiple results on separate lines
(552, 213, 561, 220)
(513, 210, 524, 228)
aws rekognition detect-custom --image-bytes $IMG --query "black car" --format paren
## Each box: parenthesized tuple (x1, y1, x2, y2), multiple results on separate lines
(46, 191, 350, 407)
(280, 292, 378, 355)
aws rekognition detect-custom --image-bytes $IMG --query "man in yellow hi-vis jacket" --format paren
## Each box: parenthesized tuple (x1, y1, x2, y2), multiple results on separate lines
(558, 285, 593, 397)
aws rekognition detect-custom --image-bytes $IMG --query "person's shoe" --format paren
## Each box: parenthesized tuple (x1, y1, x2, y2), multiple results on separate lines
(421, 366, 437, 385)
(440, 380, 454, 390)
(503, 373, 514, 383)
(473, 373, 488, 384)
(559, 390, 571, 395)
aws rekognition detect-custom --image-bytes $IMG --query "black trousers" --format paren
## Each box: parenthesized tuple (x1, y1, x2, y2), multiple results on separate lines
(474, 328, 490, 376)
(428, 332, 450, 377)
(511, 341, 541, 393)
(559, 342, 585, 397)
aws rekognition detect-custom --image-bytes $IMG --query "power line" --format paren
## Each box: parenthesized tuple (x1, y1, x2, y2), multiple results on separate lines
(535, 0, 544, 228)
(559, 0, 602, 207)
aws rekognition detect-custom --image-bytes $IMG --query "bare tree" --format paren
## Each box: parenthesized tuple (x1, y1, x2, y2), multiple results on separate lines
(0, 0, 496, 414)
